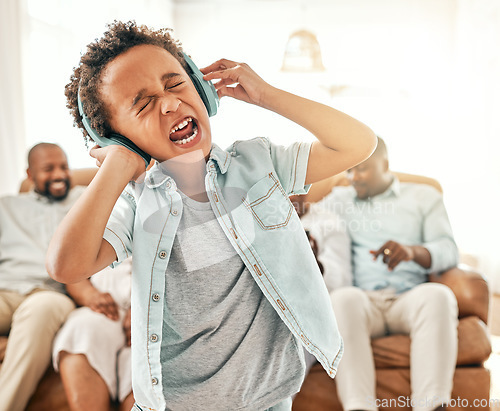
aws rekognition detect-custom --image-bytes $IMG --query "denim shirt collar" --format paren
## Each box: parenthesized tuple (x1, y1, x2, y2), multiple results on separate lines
(144, 164, 172, 190)
(208, 143, 231, 174)
(144, 144, 232, 189)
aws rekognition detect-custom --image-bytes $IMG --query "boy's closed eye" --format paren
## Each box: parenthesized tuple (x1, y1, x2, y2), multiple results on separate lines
(138, 97, 154, 114)
(166, 80, 185, 90)
(136, 78, 186, 114)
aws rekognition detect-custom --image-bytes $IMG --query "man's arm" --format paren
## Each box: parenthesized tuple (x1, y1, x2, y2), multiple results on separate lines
(66, 279, 119, 321)
(46, 145, 145, 284)
(371, 188, 459, 272)
(371, 241, 432, 271)
(201, 60, 377, 185)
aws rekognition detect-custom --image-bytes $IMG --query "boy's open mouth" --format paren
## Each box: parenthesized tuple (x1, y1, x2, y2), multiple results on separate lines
(169, 117, 198, 145)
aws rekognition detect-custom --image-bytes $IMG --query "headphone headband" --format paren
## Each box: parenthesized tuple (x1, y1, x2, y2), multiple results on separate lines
(76, 52, 218, 165)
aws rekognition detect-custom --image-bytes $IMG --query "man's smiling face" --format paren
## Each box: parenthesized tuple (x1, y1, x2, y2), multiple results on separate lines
(100, 44, 212, 163)
(28, 145, 71, 201)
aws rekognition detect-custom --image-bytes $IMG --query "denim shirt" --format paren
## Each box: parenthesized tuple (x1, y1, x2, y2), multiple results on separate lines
(103, 137, 343, 411)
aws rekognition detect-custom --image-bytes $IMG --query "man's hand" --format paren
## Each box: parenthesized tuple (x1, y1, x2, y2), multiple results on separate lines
(123, 308, 131, 346)
(66, 279, 119, 321)
(371, 241, 432, 271)
(85, 290, 120, 321)
(371, 241, 415, 271)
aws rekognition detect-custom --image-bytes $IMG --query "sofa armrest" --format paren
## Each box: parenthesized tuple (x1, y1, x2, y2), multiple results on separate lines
(429, 266, 489, 324)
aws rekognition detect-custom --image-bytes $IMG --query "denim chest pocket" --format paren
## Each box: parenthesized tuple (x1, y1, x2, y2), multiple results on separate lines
(243, 172, 293, 230)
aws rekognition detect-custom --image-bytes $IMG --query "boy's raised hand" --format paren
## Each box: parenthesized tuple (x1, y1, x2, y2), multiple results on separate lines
(201, 58, 376, 186)
(89, 144, 146, 183)
(201, 59, 273, 107)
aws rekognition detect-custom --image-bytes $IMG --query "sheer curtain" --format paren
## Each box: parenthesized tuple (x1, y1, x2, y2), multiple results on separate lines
(0, 0, 27, 196)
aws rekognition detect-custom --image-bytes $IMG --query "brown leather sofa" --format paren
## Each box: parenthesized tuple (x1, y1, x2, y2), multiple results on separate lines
(293, 172, 492, 410)
(1, 170, 491, 410)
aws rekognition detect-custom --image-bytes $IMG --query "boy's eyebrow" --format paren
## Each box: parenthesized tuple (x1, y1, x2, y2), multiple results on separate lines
(131, 73, 183, 108)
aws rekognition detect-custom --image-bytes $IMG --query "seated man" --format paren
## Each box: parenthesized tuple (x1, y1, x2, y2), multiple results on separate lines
(53, 258, 134, 411)
(317, 137, 459, 411)
(0, 143, 85, 410)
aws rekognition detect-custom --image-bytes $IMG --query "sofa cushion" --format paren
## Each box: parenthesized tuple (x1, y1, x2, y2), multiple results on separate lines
(25, 367, 70, 411)
(293, 363, 491, 411)
(372, 316, 491, 369)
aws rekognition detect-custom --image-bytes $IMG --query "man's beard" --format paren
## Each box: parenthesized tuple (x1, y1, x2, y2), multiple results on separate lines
(39, 179, 71, 201)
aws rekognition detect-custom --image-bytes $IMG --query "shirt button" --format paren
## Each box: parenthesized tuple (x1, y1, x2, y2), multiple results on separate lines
(166, 181, 172, 189)
(150, 334, 158, 342)
(152, 293, 160, 302)
(171, 209, 178, 216)
(152, 377, 158, 385)
(158, 250, 167, 259)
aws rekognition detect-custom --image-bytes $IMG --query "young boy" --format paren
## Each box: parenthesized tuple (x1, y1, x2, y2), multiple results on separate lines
(47, 21, 376, 411)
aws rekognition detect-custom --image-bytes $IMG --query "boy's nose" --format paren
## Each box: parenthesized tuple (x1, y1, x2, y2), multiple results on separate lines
(160, 95, 181, 115)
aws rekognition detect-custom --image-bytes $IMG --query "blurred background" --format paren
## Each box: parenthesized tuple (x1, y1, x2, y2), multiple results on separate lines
(1, 0, 499, 288)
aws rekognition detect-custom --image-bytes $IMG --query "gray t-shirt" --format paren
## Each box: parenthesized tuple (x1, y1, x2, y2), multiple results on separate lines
(161, 192, 305, 410)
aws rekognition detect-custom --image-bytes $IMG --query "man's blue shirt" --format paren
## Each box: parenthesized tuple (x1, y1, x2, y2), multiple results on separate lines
(316, 178, 459, 293)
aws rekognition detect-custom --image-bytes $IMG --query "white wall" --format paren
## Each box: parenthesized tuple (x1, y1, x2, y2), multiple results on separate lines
(173, 0, 500, 283)
(0, 0, 27, 196)
(1, 0, 498, 285)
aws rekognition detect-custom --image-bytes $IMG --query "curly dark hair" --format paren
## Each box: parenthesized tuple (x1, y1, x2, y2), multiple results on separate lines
(65, 20, 187, 144)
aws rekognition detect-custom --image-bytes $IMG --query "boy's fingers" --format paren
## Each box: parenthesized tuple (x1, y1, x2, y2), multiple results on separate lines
(200, 58, 238, 74)
(213, 78, 238, 89)
(203, 65, 240, 81)
(217, 84, 250, 102)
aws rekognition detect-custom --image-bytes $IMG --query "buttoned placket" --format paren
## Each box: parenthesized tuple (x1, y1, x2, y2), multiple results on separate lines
(204, 160, 338, 376)
(144, 176, 183, 400)
(205, 161, 316, 361)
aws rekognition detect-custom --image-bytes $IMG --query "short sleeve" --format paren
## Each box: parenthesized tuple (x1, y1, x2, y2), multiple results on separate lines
(103, 186, 136, 267)
(266, 138, 313, 196)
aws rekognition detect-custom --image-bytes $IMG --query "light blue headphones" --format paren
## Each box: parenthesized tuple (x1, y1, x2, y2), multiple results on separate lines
(77, 52, 219, 165)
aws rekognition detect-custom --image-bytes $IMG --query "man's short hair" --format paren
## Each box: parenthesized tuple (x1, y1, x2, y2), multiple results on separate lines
(27, 143, 65, 168)
(372, 136, 388, 159)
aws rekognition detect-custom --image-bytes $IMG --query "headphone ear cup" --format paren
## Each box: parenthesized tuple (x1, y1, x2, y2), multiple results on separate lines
(77, 91, 151, 166)
(183, 53, 219, 117)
